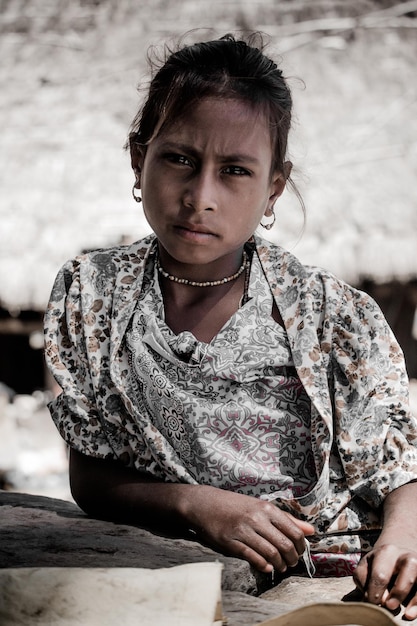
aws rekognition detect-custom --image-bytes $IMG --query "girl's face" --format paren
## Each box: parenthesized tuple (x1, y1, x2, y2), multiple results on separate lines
(133, 97, 286, 278)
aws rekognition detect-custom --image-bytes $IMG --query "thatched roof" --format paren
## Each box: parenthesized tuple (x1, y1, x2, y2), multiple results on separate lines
(1, 0, 416, 312)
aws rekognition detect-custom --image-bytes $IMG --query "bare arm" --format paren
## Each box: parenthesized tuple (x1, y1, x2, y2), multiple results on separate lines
(69, 448, 314, 574)
(354, 481, 417, 620)
(69, 448, 189, 527)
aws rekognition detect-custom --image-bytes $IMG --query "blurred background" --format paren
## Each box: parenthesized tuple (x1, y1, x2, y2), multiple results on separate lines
(1, 0, 416, 501)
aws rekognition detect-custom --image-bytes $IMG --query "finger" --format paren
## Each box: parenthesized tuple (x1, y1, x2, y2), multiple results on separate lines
(403, 593, 417, 621)
(233, 523, 298, 573)
(279, 510, 315, 536)
(353, 556, 369, 593)
(259, 527, 301, 569)
(367, 575, 391, 605)
(292, 518, 315, 536)
(253, 529, 294, 571)
(231, 536, 283, 574)
(270, 516, 308, 557)
(404, 606, 417, 621)
(384, 558, 417, 611)
(363, 560, 393, 605)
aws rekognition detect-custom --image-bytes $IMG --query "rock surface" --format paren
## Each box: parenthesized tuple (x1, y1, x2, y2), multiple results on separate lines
(0, 491, 262, 593)
(0, 490, 287, 624)
(2, 490, 415, 625)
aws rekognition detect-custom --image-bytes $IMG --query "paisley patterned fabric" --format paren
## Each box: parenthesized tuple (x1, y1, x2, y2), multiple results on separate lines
(123, 248, 316, 499)
(44, 234, 417, 562)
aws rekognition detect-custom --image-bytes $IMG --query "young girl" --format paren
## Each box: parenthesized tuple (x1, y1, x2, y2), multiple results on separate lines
(44, 34, 417, 619)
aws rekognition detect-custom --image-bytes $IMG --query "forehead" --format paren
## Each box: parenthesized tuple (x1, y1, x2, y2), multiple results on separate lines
(156, 97, 273, 158)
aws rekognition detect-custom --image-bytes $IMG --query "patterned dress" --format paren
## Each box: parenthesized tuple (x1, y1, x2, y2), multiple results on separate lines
(124, 248, 316, 499)
(44, 234, 417, 576)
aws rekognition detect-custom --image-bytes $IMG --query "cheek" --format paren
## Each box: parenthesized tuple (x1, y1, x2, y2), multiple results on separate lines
(232, 209, 263, 235)
(144, 173, 178, 203)
(141, 179, 163, 210)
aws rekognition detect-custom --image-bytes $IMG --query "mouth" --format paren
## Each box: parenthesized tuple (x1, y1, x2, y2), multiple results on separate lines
(174, 222, 217, 238)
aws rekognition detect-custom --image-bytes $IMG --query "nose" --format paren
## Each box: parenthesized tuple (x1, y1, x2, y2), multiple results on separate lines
(183, 168, 218, 213)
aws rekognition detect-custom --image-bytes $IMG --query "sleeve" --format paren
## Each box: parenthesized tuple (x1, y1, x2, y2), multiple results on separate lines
(330, 280, 417, 509)
(44, 258, 118, 460)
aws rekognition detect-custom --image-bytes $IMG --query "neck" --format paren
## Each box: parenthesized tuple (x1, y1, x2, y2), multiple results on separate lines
(155, 248, 249, 288)
(161, 270, 248, 342)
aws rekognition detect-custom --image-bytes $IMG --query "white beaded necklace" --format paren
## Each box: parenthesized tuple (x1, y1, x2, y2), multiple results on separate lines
(156, 250, 249, 287)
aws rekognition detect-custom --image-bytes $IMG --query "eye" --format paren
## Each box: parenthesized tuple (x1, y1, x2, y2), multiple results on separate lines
(165, 153, 193, 167)
(222, 165, 251, 176)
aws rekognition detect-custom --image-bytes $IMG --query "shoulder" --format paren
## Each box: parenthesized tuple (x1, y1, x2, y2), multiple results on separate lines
(53, 235, 156, 298)
(73, 234, 155, 277)
(253, 234, 351, 298)
(254, 235, 380, 319)
(254, 234, 334, 284)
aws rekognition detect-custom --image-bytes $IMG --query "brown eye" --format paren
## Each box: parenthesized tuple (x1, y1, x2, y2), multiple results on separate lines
(166, 153, 192, 167)
(223, 165, 250, 176)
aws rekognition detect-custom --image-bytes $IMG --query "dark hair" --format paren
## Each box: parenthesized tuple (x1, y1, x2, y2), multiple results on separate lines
(128, 33, 303, 206)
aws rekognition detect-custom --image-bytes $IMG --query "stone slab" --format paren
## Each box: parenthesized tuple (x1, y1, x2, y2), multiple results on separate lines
(2, 490, 415, 625)
(0, 490, 265, 595)
(260, 576, 417, 624)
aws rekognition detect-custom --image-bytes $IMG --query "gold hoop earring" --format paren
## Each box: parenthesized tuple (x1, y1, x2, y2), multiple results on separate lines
(260, 210, 276, 230)
(132, 185, 142, 203)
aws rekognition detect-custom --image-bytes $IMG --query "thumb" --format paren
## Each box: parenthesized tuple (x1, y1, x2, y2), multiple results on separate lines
(352, 555, 369, 592)
(293, 517, 315, 536)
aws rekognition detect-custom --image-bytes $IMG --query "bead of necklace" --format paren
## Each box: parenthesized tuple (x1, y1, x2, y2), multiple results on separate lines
(156, 250, 248, 287)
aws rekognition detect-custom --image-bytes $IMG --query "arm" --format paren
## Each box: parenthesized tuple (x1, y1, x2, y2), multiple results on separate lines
(354, 481, 417, 620)
(328, 282, 417, 617)
(70, 448, 314, 574)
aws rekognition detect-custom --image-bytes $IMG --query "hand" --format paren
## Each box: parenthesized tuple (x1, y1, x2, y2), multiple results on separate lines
(186, 487, 315, 574)
(354, 541, 417, 621)
(69, 450, 314, 574)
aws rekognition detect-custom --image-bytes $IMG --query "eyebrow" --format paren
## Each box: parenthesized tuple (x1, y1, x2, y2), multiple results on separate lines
(159, 141, 261, 165)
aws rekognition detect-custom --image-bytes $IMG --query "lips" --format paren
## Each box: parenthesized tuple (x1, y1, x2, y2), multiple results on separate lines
(175, 222, 216, 236)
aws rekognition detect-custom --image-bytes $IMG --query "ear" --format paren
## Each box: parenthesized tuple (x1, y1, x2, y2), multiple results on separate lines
(130, 140, 146, 188)
(265, 161, 292, 215)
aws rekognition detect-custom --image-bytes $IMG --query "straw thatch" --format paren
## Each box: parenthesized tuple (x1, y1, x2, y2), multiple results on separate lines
(1, 0, 416, 312)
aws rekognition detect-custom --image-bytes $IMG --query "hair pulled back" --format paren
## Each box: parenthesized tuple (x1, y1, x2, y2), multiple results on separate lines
(128, 33, 293, 180)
